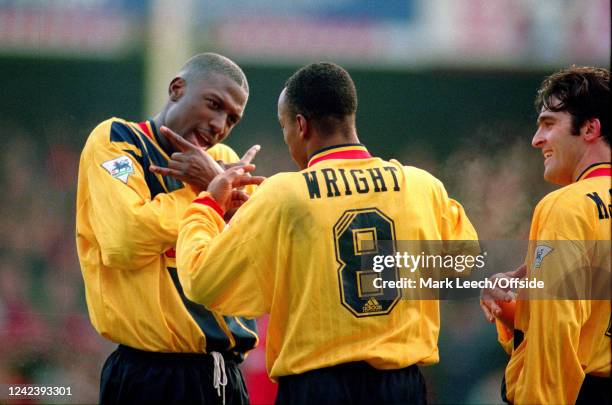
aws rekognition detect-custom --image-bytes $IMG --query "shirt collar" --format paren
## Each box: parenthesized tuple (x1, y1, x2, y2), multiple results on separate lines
(576, 162, 612, 181)
(137, 120, 154, 139)
(307, 144, 371, 168)
(138, 120, 169, 155)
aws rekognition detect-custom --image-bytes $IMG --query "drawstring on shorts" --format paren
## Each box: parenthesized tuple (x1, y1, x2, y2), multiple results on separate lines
(211, 351, 227, 405)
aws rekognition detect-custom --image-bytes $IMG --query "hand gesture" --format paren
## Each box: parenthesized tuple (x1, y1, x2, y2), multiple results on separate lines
(480, 264, 526, 326)
(217, 144, 262, 170)
(207, 165, 266, 212)
(149, 126, 261, 193)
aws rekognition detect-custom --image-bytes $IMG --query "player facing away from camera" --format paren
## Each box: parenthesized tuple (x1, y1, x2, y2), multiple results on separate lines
(76, 53, 263, 405)
(481, 67, 611, 404)
(173, 62, 478, 404)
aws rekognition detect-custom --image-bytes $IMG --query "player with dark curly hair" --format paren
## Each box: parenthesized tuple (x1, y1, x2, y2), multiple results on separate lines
(481, 66, 611, 404)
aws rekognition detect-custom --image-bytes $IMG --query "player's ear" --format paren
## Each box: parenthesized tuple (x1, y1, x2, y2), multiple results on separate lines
(296, 114, 309, 140)
(582, 118, 601, 142)
(168, 77, 186, 101)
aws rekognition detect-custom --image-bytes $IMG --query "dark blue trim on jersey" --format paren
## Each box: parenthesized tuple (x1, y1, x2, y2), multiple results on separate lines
(148, 120, 167, 154)
(223, 316, 258, 353)
(145, 120, 184, 192)
(110, 121, 165, 197)
(167, 268, 257, 356)
(167, 267, 232, 353)
(110, 121, 184, 196)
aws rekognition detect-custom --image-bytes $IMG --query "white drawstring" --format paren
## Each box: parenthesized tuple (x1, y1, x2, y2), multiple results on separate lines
(211, 351, 227, 405)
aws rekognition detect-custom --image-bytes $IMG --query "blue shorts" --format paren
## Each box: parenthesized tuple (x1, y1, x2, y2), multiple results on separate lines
(276, 361, 426, 405)
(100, 345, 249, 405)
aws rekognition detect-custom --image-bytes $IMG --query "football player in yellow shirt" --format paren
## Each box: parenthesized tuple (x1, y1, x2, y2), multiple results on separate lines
(76, 53, 261, 404)
(174, 62, 478, 404)
(481, 66, 611, 404)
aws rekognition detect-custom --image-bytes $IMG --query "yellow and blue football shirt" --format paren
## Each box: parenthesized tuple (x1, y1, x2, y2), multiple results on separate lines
(76, 117, 257, 356)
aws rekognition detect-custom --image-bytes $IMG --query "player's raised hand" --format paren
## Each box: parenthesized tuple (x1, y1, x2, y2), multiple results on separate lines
(216, 144, 262, 170)
(239, 144, 261, 165)
(480, 264, 526, 325)
(149, 126, 223, 193)
(207, 165, 266, 212)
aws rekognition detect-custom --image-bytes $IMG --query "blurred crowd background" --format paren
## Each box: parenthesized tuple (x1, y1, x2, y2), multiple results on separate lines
(0, 0, 609, 403)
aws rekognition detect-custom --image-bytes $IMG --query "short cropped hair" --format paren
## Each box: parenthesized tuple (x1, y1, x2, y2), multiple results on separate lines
(284, 62, 357, 132)
(535, 66, 609, 144)
(179, 53, 249, 94)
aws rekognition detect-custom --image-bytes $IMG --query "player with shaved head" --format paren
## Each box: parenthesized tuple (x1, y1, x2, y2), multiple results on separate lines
(76, 53, 261, 404)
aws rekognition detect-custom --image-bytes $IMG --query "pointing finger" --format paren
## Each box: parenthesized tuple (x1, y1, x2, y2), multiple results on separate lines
(232, 175, 266, 188)
(160, 126, 198, 152)
(239, 145, 261, 165)
(221, 165, 261, 185)
(221, 165, 248, 183)
(232, 163, 257, 173)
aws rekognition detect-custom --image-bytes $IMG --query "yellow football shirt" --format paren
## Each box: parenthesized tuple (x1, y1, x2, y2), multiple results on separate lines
(76, 117, 257, 355)
(499, 162, 611, 404)
(177, 144, 477, 378)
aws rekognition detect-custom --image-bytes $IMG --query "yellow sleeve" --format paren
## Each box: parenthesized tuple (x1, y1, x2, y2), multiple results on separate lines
(513, 204, 590, 404)
(442, 196, 478, 241)
(176, 179, 283, 317)
(433, 180, 480, 277)
(514, 299, 586, 404)
(82, 123, 195, 269)
(415, 172, 477, 242)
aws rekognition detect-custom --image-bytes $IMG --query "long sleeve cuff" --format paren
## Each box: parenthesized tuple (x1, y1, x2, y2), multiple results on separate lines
(193, 194, 225, 218)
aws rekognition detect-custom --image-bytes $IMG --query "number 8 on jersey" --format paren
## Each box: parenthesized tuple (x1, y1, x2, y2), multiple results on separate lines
(334, 208, 400, 317)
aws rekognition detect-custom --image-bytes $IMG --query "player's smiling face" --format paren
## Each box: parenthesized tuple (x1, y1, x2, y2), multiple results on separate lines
(164, 73, 247, 152)
(278, 88, 308, 169)
(532, 99, 584, 185)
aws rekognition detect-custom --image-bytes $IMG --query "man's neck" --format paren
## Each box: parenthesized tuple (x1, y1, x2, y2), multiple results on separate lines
(151, 113, 174, 155)
(306, 131, 360, 160)
(572, 144, 611, 182)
